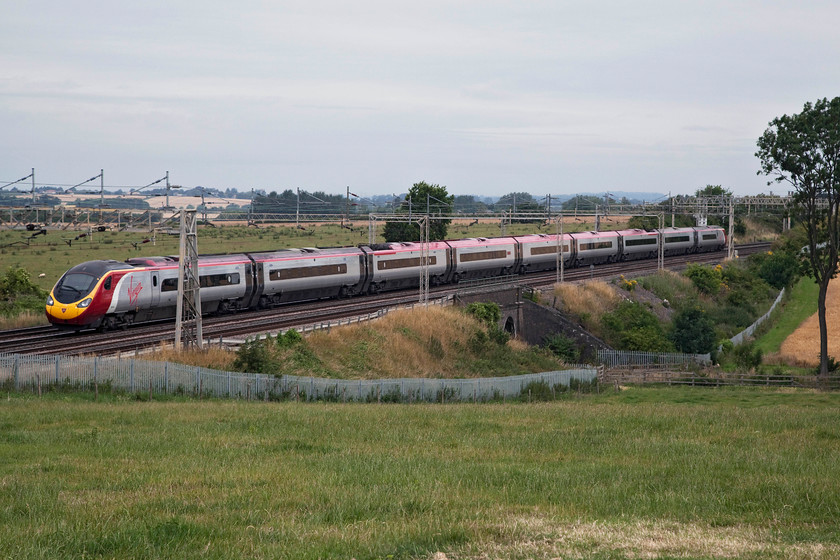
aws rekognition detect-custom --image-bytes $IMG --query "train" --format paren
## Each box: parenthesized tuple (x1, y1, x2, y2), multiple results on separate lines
(45, 225, 726, 330)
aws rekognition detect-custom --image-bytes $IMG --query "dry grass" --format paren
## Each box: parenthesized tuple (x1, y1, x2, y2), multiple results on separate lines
(779, 281, 840, 366)
(0, 310, 49, 329)
(552, 280, 621, 324)
(308, 306, 487, 378)
(145, 343, 237, 371)
(438, 517, 840, 560)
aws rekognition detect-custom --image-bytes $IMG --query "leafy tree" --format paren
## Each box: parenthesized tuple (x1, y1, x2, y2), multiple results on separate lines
(670, 307, 716, 354)
(749, 250, 800, 289)
(695, 184, 731, 197)
(756, 97, 840, 376)
(561, 195, 602, 212)
(494, 192, 540, 212)
(602, 300, 673, 352)
(383, 182, 454, 242)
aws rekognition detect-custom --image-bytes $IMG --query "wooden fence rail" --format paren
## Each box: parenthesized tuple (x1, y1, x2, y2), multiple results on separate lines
(600, 369, 840, 390)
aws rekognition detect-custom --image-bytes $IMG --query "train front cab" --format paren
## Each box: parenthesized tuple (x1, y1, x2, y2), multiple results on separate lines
(46, 260, 135, 330)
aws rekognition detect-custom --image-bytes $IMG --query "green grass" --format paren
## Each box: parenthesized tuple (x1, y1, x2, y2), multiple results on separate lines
(2, 387, 839, 559)
(753, 277, 819, 355)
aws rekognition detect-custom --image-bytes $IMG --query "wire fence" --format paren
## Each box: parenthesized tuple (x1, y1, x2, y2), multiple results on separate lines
(0, 352, 598, 403)
(597, 349, 711, 369)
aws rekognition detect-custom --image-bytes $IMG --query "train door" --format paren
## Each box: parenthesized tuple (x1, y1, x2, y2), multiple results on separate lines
(148, 271, 161, 319)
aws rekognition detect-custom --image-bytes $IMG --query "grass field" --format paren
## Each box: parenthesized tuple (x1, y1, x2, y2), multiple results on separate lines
(756, 278, 819, 359)
(2, 387, 839, 559)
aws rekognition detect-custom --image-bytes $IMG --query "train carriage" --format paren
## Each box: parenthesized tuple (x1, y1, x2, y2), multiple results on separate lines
(570, 231, 620, 266)
(447, 237, 517, 282)
(251, 247, 366, 306)
(661, 227, 697, 256)
(363, 242, 452, 293)
(515, 234, 572, 273)
(694, 226, 726, 252)
(617, 229, 660, 261)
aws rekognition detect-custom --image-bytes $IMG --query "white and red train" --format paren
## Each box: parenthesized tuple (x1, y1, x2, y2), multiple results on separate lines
(45, 226, 725, 330)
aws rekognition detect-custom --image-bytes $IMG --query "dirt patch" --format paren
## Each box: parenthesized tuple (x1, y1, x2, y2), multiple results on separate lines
(779, 281, 840, 367)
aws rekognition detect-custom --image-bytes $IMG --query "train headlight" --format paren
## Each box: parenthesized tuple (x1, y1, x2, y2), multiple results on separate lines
(77, 298, 92, 308)
(47, 295, 54, 306)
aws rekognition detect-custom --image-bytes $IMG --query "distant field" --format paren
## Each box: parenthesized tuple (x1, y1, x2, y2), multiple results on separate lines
(1, 387, 839, 559)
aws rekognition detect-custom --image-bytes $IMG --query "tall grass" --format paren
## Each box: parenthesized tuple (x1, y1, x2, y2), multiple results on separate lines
(250, 307, 567, 379)
(551, 280, 620, 335)
(1, 388, 839, 559)
(0, 310, 49, 329)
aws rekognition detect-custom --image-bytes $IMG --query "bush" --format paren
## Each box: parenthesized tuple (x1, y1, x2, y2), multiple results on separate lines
(685, 263, 722, 295)
(544, 334, 581, 363)
(730, 342, 763, 371)
(465, 302, 501, 327)
(750, 250, 800, 289)
(277, 328, 302, 347)
(0, 267, 47, 316)
(602, 300, 673, 352)
(670, 307, 716, 354)
(233, 336, 279, 374)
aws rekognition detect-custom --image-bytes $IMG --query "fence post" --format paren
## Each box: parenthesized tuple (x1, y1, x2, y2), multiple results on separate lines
(14, 355, 20, 390)
(130, 359, 135, 392)
(55, 355, 60, 385)
(164, 362, 169, 395)
(94, 357, 98, 400)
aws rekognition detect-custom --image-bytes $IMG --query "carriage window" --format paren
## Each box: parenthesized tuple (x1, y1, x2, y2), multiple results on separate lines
(665, 235, 691, 243)
(270, 264, 348, 281)
(104, 277, 112, 290)
(200, 273, 241, 288)
(152, 276, 158, 287)
(702, 233, 718, 240)
(625, 238, 657, 247)
(162, 278, 178, 292)
(377, 256, 437, 270)
(579, 241, 613, 251)
(460, 250, 508, 262)
(530, 245, 570, 255)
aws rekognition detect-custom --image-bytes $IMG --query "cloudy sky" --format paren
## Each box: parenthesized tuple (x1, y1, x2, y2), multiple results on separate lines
(2, 1, 838, 199)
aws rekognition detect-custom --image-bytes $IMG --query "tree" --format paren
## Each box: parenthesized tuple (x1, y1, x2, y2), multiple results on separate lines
(383, 182, 454, 242)
(695, 184, 731, 197)
(756, 97, 840, 377)
(670, 307, 716, 354)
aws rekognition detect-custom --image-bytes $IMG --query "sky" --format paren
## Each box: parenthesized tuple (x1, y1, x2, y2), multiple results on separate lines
(2, 1, 839, 200)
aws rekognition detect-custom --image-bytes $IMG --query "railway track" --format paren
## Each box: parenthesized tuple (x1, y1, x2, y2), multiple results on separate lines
(0, 242, 770, 357)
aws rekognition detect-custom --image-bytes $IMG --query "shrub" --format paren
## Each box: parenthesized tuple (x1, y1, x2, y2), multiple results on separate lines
(277, 328, 302, 347)
(232, 336, 279, 374)
(465, 302, 501, 327)
(730, 342, 763, 371)
(685, 263, 722, 295)
(670, 307, 716, 354)
(750, 250, 800, 289)
(602, 300, 673, 352)
(544, 333, 581, 363)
